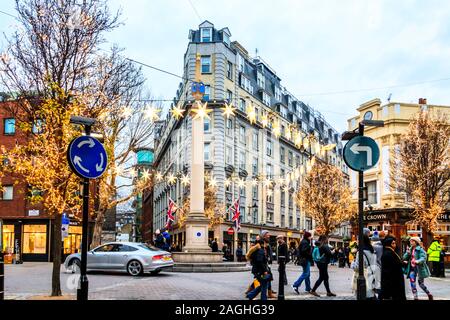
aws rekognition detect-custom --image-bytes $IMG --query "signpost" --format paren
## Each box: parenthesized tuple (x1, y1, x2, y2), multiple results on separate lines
(342, 121, 382, 300)
(67, 116, 107, 301)
(62, 213, 70, 239)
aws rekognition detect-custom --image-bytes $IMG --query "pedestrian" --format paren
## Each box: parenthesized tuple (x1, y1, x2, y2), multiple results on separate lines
(292, 231, 313, 294)
(337, 247, 346, 268)
(154, 229, 165, 250)
(236, 245, 243, 262)
(310, 235, 336, 297)
(276, 235, 288, 285)
(380, 236, 406, 300)
(403, 237, 433, 300)
(261, 230, 277, 298)
(246, 239, 271, 300)
(211, 238, 219, 253)
(344, 245, 351, 268)
(371, 230, 383, 297)
(439, 246, 446, 278)
(352, 229, 381, 299)
(244, 236, 262, 296)
(427, 237, 442, 277)
(222, 243, 228, 260)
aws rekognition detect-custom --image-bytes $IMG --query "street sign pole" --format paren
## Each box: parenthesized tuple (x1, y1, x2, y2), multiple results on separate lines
(356, 124, 366, 301)
(77, 124, 91, 301)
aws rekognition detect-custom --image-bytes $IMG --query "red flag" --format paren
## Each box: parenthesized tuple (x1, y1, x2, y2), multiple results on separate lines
(165, 197, 177, 229)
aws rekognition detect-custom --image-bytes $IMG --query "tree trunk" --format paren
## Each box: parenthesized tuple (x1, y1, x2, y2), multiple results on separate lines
(51, 214, 62, 296)
(91, 209, 105, 249)
(422, 229, 433, 250)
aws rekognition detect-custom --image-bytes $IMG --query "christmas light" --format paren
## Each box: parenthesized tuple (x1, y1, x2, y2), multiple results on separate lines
(221, 102, 236, 118)
(167, 173, 177, 185)
(224, 178, 231, 187)
(264, 178, 272, 187)
(155, 171, 163, 182)
(170, 106, 185, 120)
(285, 126, 292, 140)
(272, 119, 281, 138)
(143, 105, 161, 122)
(191, 101, 212, 120)
(141, 169, 151, 181)
(278, 177, 285, 185)
(283, 186, 289, 193)
(209, 176, 217, 187)
(294, 130, 302, 148)
(251, 179, 258, 187)
(246, 102, 257, 124)
(128, 168, 137, 178)
(237, 178, 246, 189)
(181, 174, 190, 186)
(261, 114, 269, 128)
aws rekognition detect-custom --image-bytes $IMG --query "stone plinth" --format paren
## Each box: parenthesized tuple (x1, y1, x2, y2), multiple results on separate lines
(172, 252, 223, 263)
(171, 262, 251, 273)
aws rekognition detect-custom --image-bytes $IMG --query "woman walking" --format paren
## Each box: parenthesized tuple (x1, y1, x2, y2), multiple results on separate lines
(310, 235, 336, 297)
(403, 237, 433, 300)
(380, 236, 406, 300)
(292, 231, 313, 294)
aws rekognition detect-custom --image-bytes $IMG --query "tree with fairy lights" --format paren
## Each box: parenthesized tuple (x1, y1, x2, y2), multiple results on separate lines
(390, 110, 450, 246)
(296, 158, 356, 236)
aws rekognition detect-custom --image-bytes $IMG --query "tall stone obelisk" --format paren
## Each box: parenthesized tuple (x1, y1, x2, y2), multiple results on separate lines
(173, 53, 222, 263)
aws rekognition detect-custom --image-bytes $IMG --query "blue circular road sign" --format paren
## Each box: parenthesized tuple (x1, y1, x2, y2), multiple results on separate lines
(343, 136, 380, 172)
(68, 136, 108, 179)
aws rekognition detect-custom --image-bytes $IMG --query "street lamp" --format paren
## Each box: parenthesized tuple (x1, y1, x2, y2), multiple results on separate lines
(247, 201, 258, 225)
(342, 119, 384, 300)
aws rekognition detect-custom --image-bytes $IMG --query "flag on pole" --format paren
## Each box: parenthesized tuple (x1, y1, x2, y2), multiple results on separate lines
(231, 197, 241, 232)
(165, 197, 177, 229)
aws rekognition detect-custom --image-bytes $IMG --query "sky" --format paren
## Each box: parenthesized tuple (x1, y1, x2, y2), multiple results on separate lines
(1, 0, 450, 132)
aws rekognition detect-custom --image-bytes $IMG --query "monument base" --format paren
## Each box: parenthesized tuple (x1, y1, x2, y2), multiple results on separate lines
(172, 252, 223, 263)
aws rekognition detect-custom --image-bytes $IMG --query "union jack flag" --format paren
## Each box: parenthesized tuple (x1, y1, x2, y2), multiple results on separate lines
(165, 197, 177, 229)
(231, 197, 241, 232)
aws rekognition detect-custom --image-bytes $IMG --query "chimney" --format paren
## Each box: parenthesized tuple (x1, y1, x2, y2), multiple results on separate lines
(418, 98, 427, 105)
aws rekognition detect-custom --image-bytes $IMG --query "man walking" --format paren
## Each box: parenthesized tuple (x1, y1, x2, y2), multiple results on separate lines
(292, 231, 313, 294)
(261, 230, 277, 298)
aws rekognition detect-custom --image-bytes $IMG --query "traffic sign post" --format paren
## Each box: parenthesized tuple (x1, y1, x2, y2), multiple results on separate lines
(343, 123, 381, 300)
(67, 117, 107, 301)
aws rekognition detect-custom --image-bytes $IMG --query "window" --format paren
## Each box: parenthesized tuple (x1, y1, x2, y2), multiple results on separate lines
(252, 186, 258, 199)
(23, 225, 47, 254)
(204, 143, 211, 161)
(239, 151, 246, 170)
(280, 106, 287, 118)
(280, 147, 285, 163)
(275, 86, 282, 101)
(253, 132, 259, 150)
(267, 211, 274, 222)
(366, 181, 377, 205)
(227, 61, 233, 79)
(297, 217, 301, 228)
(281, 191, 286, 207)
(382, 106, 388, 118)
(4, 118, 15, 135)
(266, 163, 273, 179)
(239, 125, 246, 143)
(289, 216, 293, 228)
(204, 118, 211, 132)
(226, 146, 233, 165)
(225, 182, 232, 193)
(306, 218, 312, 231)
(201, 56, 211, 73)
(266, 139, 273, 157)
(201, 28, 212, 42)
(32, 119, 43, 134)
(394, 104, 401, 114)
(288, 193, 293, 208)
(226, 90, 233, 103)
(240, 186, 246, 197)
(262, 92, 270, 106)
(226, 118, 233, 135)
(238, 54, 245, 72)
(281, 215, 285, 228)
(295, 155, 300, 167)
(223, 33, 230, 46)
(2, 224, 14, 253)
(288, 151, 293, 167)
(257, 71, 265, 88)
(239, 99, 246, 112)
(252, 157, 258, 175)
(1, 185, 13, 200)
(204, 85, 210, 101)
(267, 191, 273, 204)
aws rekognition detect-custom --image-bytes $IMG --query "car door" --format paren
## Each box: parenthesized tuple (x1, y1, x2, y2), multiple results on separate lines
(89, 244, 114, 269)
(108, 244, 138, 270)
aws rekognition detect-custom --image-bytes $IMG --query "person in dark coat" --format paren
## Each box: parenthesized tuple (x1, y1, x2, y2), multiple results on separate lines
(380, 236, 406, 300)
(211, 238, 219, 252)
(310, 235, 336, 297)
(246, 239, 270, 300)
(292, 231, 313, 293)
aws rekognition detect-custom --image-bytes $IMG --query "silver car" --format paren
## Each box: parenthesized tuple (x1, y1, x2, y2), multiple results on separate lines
(64, 242, 173, 276)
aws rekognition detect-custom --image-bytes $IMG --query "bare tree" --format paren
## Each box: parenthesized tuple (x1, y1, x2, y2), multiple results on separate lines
(391, 111, 450, 246)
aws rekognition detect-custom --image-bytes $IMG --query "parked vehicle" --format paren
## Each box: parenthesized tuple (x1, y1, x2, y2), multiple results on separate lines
(64, 242, 173, 276)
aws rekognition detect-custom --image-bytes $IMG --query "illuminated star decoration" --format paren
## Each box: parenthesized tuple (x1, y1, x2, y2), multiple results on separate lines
(261, 114, 269, 128)
(144, 105, 161, 122)
(264, 178, 272, 187)
(209, 176, 217, 187)
(120, 106, 133, 119)
(170, 105, 185, 120)
(221, 102, 236, 119)
(224, 178, 231, 187)
(246, 102, 257, 124)
(251, 179, 258, 187)
(278, 177, 285, 186)
(294, 130, 302, 148)
(272, 119, 281, 138)
(181, 174, 190, 186)
(191, 101, 212, 120)
(283, 186, 289, 193)
(155, 172, 163, 182)
(141, 169, 151, 181)
(167, 173, 177, 185)
(237, 178, 246, 189)
(285, 126, 292, 140)
(267, 189, 273, 197)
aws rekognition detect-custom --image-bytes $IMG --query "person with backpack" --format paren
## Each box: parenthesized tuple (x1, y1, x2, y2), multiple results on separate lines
(310, 235, 336, 297)
(403, 237, 433, 300)
(292, 231, 313, 294)
(246, 239, 271, 300)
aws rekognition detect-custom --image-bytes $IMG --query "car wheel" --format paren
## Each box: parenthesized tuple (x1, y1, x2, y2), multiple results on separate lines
(150, 270, 161, 276)
(69, 258, 81, 273)
(127, 260, 143, 276)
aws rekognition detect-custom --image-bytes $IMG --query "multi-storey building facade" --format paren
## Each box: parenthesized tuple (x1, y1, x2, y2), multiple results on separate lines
(347, 98, 450, 256)
(152, 21, 350, 255)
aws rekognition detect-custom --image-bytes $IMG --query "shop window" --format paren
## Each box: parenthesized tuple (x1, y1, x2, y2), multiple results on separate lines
(63, 226, 82, 254)
(365, 181, 377, 205)
(2, 224, 15, 253)
(23, 225, 47, 254)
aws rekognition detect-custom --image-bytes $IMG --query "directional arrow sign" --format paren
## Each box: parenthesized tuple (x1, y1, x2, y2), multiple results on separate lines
(343, 136, 380, 172)
(67, 135, 108, 179)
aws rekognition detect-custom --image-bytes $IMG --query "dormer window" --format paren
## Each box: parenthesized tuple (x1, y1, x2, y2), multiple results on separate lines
(201, 28, 212, 42)
(223, 33, 230, 45)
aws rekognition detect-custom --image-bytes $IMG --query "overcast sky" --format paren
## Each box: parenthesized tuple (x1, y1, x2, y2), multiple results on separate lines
(1, 0, 450, 132)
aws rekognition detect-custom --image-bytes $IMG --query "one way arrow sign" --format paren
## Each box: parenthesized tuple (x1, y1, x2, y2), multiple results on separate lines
(343, 136, 380, 172)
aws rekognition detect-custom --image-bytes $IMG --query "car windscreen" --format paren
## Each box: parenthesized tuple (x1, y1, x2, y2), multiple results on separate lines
(138, 244, 160, 251)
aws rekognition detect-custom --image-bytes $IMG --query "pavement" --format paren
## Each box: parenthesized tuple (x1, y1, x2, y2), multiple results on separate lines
(3, 262, 450, 300)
